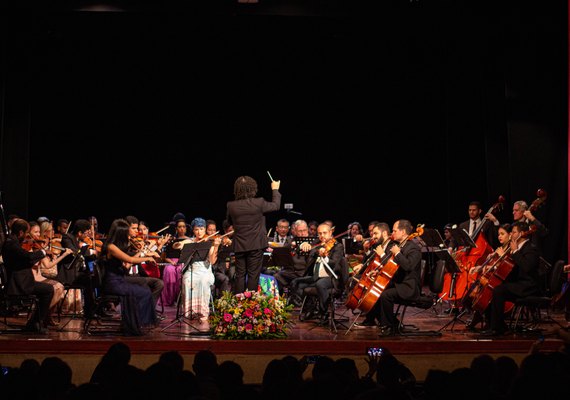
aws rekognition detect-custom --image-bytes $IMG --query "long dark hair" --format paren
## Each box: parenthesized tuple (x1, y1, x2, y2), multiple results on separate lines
(100, 219, 130, 257)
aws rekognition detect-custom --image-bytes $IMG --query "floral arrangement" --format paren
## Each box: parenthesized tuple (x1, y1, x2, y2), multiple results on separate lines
(210, 290, 294, 339)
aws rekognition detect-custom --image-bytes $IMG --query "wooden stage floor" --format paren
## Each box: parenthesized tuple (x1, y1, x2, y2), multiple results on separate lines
(1, 301, 567, 384)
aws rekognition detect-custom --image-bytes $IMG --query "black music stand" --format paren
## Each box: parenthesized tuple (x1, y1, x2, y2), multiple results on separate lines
(450, 227, 477, 249)
(269, 247, 294, 269)
(161, 241, 212, 336)
(437, 229, 475, 332)
(292, 236, 318, 255)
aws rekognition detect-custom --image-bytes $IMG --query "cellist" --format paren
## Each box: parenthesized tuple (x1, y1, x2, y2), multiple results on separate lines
(356, 220, 422, 337)
(478, 221, 541, 336)
(465, 223, 513, 331)
(353, 222, 394, 328)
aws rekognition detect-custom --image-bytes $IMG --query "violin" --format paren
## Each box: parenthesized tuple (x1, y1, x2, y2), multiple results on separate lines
(82, 236, 103, 253)
(21, 238, 48, 252)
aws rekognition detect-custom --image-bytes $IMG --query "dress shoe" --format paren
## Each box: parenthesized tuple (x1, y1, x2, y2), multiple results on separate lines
(378, 325, 395, 337)
(354, 320, 377, 328)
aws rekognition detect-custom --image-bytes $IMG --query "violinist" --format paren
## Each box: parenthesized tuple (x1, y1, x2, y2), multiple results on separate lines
(58, 219, 97, 319)
(180, 218, 219, 324)
(55, 219, 69, 237)
(274, 219, 312, 300)
(161, 218, 190, 306)
(210, 220, 235, 296)
(124, 216, 164, 315)
(1, 218, 53, 333)
(479, 221, 541, 337)
(29, 222, 72, 326)
(290, 223, 345, 322)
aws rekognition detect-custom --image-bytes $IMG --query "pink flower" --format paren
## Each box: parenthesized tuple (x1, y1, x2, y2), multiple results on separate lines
(244, 308, 253, 318)
(245, 324, 253, 331)
(244, 291, 252, 298)
(264, 308, 272, 315)
(223, 313, 233, 322)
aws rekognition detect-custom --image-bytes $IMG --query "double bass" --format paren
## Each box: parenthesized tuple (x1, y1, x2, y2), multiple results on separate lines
(345, 224, 424, 313)
(439, 196, 505, 303)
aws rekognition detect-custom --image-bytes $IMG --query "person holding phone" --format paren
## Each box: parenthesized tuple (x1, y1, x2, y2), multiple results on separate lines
(227, 175, 281, 293)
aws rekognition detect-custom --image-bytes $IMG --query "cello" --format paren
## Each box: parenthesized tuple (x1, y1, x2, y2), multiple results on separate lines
(439, 196, 505, 304)
(345, 224, 424, 313)
(468, 224, 536, 314)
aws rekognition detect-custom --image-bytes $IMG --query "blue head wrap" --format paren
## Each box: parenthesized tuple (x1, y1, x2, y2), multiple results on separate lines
(191, 217, 206, 229)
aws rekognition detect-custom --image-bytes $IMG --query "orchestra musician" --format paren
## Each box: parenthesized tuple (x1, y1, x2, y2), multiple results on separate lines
(352, 222, 395, 328)
(124, 216, 165, 318)
(465, 223, 513, 331)
(2, 219, 54, 333)
(98, 219, 158, 336)
(161, 218, 190, 306)
(29, 221, 71, 326)
(272, 219, 292, 247)
(290, 223, 345, 322)
(478, 221, 541, 336)
(364, 220, 422, 337)
(58, 219, 97, 319)
(226, 175, 281, 293)
(274, 219, 312, 300)
(180, 218, 220, 323)
(211, 220, 235, 296)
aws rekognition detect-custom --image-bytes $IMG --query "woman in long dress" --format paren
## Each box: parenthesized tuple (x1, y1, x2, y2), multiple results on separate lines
(181, 218, 220, 324)
(98, 219, 158, 336)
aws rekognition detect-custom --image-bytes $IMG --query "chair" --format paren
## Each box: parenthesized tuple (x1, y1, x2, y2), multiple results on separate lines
(509, 259, 566, 332)
(0, 262, 39, 333)
(298, 257, 350, 333)
(84, 261, 123, 335)
(394, 259, 444, 337)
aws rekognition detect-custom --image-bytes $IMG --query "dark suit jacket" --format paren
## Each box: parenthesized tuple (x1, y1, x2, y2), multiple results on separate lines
(391, 239, 422, 300)
(458, 219, 497, 249)
(2, 236, 46, 295)
(506, 239, 540, 297)
(305, 240, 345, 280)
(226, 189, 281, 252)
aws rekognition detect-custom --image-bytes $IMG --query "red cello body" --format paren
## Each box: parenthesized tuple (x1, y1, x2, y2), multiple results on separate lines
(468, 254, 515, 314)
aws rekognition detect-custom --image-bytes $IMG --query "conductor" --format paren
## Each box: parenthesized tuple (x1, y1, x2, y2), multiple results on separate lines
(227, 175, 281, 293)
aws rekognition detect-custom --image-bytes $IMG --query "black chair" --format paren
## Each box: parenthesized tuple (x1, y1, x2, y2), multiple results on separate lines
(298, 257, 350, 333)
(394, 259, 444, 337)
(509, 259, 566, 332)
(0, 262, 39, 333)
(84, 261, 123, 335)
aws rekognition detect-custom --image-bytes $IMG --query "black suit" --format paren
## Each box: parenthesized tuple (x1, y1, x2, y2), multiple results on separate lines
(370, 239, 422, 329)
(2, 236, 53, 327)
(291, 240, 345, 314)
(490, 239, 540, 332)
(58, 233, 96, 317)
(227, 189, 281, 293)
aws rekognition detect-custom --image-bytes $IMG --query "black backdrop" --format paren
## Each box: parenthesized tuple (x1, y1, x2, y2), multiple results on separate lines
(0, 1, 567, 263)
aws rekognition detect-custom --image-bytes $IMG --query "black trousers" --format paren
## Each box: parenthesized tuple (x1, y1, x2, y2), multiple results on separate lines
(125, 276, 164, 307)
(233, 249, 264, 293)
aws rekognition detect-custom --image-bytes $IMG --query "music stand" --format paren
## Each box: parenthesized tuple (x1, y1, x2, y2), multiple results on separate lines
(161, 241, 212, 335)
(292, 236, 318, 255)
(269, 247, 294, 269)
(450, 228, 477, 249)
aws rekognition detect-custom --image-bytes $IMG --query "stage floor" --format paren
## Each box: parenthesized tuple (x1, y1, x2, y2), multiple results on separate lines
(1, 301, 567, 384)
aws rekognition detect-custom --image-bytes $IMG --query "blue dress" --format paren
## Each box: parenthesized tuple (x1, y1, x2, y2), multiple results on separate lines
(102, 257, 157, 336)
